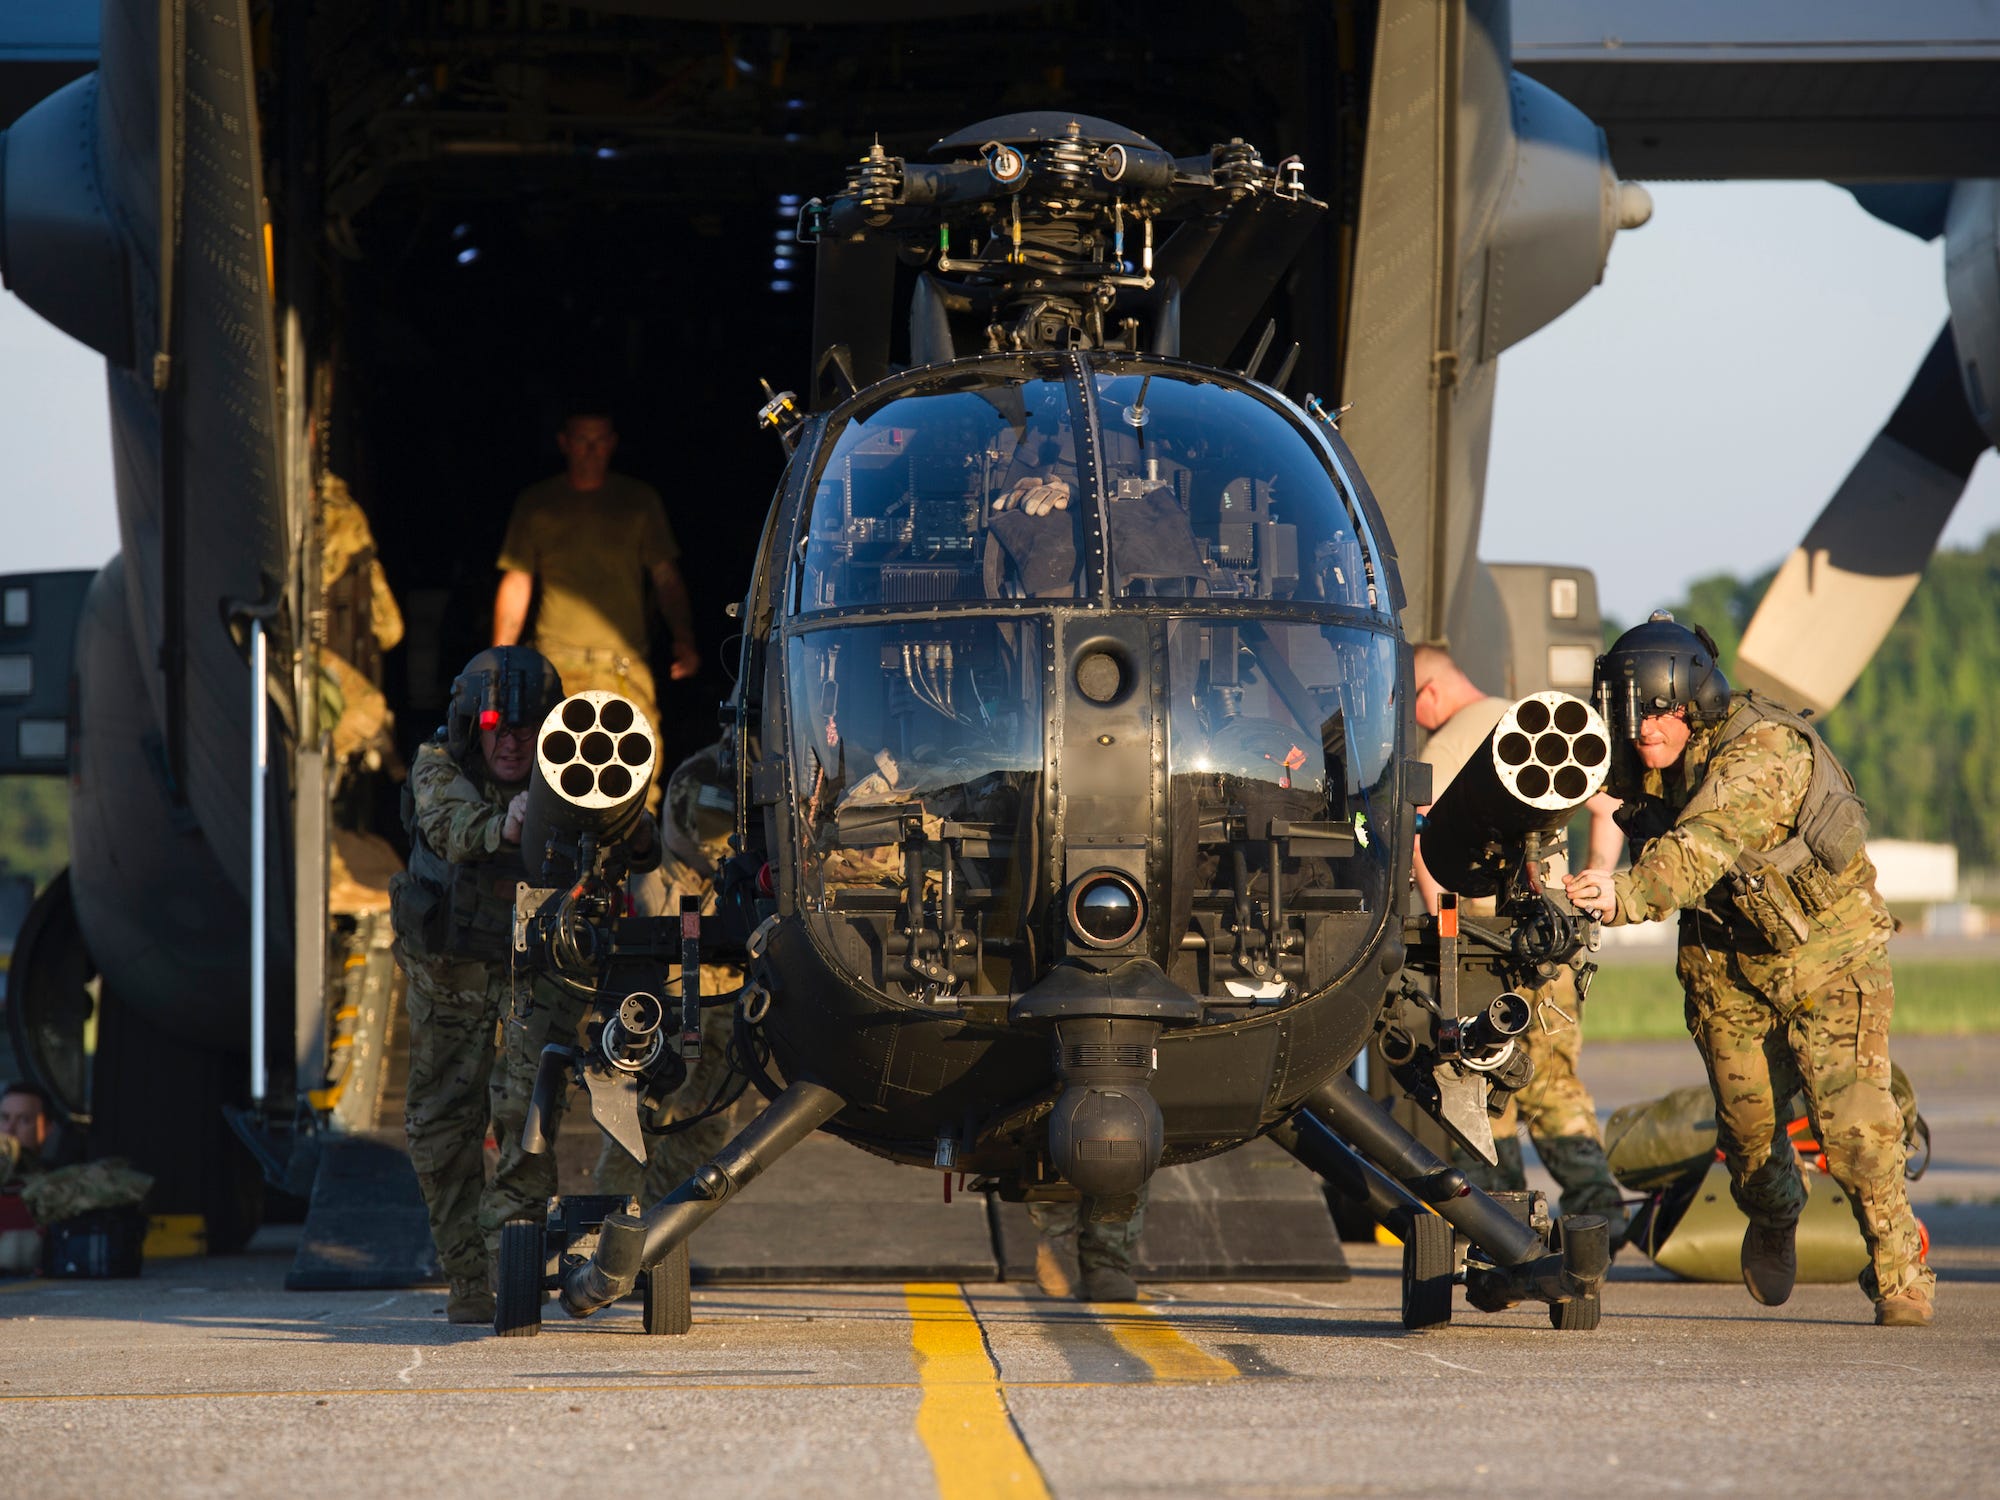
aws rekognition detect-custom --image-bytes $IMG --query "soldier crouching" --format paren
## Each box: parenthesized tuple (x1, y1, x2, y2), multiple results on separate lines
(390, 646, 582, 1323)
(1565, 614, 1934, 1327)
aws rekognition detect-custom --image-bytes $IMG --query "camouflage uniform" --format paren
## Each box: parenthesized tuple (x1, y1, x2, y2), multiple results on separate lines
(319, 472, 404, 780)
(1028, 1188, 1148, 1278)
(1607, 705, 1932, 1310)
(393, 742, 586, 1285)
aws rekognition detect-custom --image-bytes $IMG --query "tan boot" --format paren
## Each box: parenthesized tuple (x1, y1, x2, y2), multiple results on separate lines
(447, 1276, 496, 1325)
(1740, 1220, 1797, 1307)
(1034, 1239, 1079, 1300)
(1875, 1282, 1935, 1327)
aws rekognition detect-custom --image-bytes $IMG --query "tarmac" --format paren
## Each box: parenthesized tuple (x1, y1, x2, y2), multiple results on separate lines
(2, 1034, 1996, 1499)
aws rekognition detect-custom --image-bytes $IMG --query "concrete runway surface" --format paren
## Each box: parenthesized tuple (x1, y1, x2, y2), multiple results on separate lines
(3, 1037, 1996, 1500)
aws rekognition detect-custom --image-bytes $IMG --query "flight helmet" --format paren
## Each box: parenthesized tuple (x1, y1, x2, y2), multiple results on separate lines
(1593, 610, 1731, 742)
(445, 646, 566, 760)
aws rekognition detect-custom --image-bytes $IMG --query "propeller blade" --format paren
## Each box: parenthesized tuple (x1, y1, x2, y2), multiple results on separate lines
(1736, 324, 1988, 715)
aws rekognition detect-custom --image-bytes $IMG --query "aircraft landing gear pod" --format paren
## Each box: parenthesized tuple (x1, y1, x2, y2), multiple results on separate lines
(548, 116, 1612, 1336)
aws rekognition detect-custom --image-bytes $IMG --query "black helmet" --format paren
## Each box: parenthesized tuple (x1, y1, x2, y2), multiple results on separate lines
(1593, 611, 1730, 742)
(445, 646, 566, 760)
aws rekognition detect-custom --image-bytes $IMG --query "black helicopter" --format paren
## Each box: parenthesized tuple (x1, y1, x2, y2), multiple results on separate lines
(505, 113, 1617, 1337)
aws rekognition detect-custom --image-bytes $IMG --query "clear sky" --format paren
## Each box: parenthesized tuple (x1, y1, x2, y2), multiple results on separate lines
(1483, 179, 2000, 624)
(2, 179, 1996, 625)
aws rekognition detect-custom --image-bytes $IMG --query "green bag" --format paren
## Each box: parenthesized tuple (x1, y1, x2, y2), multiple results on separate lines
(1605, 1064, 1926, 1195)
(1603, 1085, 1719, 1193)
(1646, 1159, 1871, 1284)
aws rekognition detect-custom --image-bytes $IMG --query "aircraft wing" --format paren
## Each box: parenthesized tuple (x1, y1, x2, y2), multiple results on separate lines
(1338, 0, 1647, 678)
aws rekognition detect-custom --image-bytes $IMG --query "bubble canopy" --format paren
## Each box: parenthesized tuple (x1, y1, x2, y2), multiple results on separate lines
(789, 354, 1390, 615)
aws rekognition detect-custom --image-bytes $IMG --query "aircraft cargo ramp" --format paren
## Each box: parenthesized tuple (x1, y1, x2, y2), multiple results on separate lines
(287, 991, 1350, 1289)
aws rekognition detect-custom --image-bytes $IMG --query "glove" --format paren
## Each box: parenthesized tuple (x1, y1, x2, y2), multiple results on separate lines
(996, 475, 1070, 517)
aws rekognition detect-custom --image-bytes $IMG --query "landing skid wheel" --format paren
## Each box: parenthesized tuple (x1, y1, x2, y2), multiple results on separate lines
(1400, 1213, 1456, 1331)
(1549, 1292, 1601, 1331)
(495, 1218, 546, 1338)
(642, 1240, 693, 1336)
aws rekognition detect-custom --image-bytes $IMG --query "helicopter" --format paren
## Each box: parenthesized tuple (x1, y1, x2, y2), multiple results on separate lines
(504, 113, 1618, 1337)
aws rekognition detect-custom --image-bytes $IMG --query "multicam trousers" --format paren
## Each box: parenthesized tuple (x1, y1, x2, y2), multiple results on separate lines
(1028, 1183, 1150, 1274)
(399, 947, 586, 1282)
(1679, 942, 1933, 1303)
(1455, 967, 1626, 1228)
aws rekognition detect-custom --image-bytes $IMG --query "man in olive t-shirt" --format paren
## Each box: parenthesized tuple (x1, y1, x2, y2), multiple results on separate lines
(493, 412, 701, 800)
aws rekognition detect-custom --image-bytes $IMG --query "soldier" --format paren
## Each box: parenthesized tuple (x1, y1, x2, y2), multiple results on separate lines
(1, 1082, 152, 1271)
(0, 1080, 51, 1181)
(492, 408, 700, 808)
(1565, 613, 1935, 1327)
(591, 743, 754, 1203)
(389, 645, 578, 1323)
(1412, 646, 1628, 1240)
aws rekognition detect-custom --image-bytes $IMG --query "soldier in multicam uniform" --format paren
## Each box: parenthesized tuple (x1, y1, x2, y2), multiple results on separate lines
(1411, 646, 1629, 1241)
(1566, 613, 1935, 1327)
(390, 646, 577, 1323)
(592, 743, 754, 1203)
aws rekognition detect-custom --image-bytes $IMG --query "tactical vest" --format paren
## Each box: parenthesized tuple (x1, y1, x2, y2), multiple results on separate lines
(392, 771, 530, 962)
(1703, 693, 1871, 950)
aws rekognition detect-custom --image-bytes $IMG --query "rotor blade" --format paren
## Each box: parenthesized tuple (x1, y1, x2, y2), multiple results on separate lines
(1736, 323, 1989, 715)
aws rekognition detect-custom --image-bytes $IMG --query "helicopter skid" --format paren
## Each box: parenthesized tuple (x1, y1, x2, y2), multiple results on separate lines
(1280, 1073, 1609, 1327)
(558, 1079, 847, 1319)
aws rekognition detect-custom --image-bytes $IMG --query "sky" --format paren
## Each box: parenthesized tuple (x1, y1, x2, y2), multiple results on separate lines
(2, 179, 1996, 625)
(1482, 179, 2000, 622)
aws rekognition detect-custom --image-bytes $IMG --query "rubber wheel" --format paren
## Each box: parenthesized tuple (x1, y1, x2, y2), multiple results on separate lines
(1549, 1292, 1601, 1331)
(1400, 1213, 1456, 1331)
(642, 1240, 693, 1336)
(495, 1219, 546, 1338)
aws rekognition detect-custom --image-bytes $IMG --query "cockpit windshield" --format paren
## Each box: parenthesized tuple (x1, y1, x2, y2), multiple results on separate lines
(1164, 618, 1399, 950)
(1091, 366, 1375, 608)
(796, 364, 1086, 610)
(791, 357, 1384, 615)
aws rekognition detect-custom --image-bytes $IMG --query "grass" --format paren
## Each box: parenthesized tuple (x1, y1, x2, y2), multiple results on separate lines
(1581, 960, 1999, 1041)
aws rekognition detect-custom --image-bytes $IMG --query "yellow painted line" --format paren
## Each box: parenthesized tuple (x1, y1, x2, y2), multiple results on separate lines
(1095, 1302, 1238, 1383)
(906, 1282, 1051, 1500)
(0, 1279, 51, 1296)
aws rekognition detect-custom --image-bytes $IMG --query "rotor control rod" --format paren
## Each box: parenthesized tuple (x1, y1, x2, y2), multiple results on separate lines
(560, 1080, 847, 1317)
(1300, 1073, 1545, 1268)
